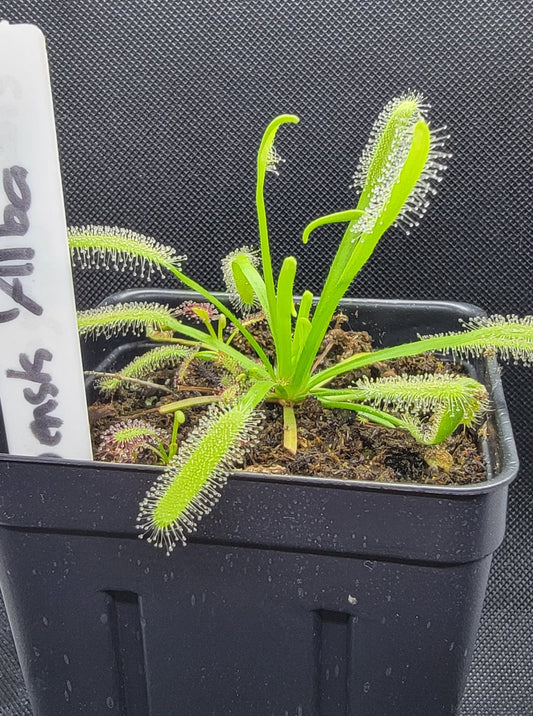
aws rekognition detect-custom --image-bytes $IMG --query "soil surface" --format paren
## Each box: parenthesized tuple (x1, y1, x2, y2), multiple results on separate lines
(89, 315, 487, 486)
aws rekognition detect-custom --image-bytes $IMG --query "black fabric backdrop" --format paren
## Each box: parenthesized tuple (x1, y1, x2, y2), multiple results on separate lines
(0, 1, 531, 714)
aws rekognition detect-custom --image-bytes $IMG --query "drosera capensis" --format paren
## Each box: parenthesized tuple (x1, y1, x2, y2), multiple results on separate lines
(73, 92, 533, 553)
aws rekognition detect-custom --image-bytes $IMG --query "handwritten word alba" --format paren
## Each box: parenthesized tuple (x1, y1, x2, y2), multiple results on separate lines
(0, 165, 42, 322)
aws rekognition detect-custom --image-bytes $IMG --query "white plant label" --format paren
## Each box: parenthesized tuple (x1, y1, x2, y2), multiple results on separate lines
(0, 22, 92, 459)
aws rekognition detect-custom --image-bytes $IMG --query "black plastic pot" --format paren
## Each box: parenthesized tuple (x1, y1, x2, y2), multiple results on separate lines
(0, 291, 519, 716)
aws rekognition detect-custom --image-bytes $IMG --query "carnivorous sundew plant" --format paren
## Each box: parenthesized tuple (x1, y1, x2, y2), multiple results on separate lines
(72, 92, 533, 554)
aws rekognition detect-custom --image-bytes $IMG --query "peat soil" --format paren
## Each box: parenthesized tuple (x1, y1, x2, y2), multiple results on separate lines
(88, 317, 486, 486)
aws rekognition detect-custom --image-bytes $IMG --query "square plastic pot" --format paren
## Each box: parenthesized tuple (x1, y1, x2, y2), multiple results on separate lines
(0, 291, 519, 716)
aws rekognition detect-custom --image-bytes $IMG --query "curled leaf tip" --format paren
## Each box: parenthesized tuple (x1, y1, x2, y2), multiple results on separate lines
(351, 91, 450, 236)
(221, 246, 261, 314)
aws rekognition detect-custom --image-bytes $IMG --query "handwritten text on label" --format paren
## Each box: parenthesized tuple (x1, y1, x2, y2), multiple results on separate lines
(6, 348, 63, 448)
(0, 166, 43, 322)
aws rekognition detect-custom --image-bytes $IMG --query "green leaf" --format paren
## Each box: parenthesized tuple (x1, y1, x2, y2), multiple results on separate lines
(232, 258, 256, 309)
(352, 373, 488, 424)
(230, 253, 269, 317)
(301, 210, 364, 246)
(78, 301, 269, 378)
(290, 93, 447, 397)
(309, 315, 533, 389)
(77, 302, 177, 338)
(316, 396, 404, 429)
(402, 405, 467, 445)
(256, 114, 299, 314)
(137, 381, 272, 554)
(315, 373, 488, 445)
(68, 225, 183, 277)
(275, 256, 298, 378)
(98, 345, 191, 393)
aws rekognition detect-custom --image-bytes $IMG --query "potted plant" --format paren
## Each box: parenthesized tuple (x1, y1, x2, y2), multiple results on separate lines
(0, 93, 527, 715)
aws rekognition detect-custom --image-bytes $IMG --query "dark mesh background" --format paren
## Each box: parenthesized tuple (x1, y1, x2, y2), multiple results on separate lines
(0, 1, 531, 714)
